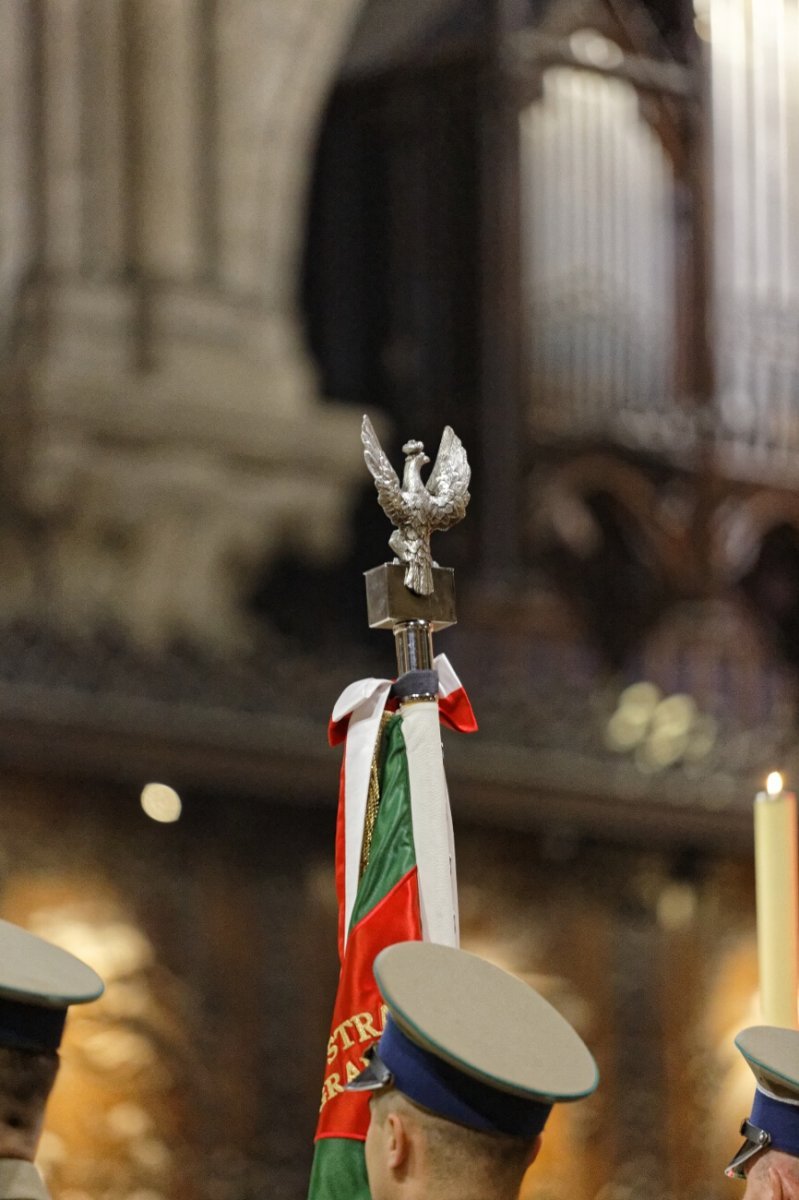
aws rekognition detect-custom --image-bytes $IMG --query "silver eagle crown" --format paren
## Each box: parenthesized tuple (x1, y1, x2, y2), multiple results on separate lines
(361, 415, 471, 596)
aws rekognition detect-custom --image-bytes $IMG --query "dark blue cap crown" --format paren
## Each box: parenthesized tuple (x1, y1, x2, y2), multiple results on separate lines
(751, 1087, 799, 1158)
(364, 1015, 553, 1138)
(0, 997, 66, 1054)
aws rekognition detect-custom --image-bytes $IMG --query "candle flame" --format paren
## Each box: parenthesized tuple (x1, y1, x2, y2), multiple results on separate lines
(767, 771, 784, 796)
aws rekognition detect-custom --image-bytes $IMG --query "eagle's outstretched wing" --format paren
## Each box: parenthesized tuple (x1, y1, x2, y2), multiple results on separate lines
(426, 425, 471, 530)
(361, 414, 405, 525)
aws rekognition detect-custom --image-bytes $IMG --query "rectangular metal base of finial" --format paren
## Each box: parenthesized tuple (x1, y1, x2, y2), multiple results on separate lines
(364, 563, 457, 631)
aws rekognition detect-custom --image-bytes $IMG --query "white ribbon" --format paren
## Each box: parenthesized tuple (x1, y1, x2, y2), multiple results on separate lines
(333, 655, 463, 950)
(333, 676, 393, 949)
(400, 698, 459, 947)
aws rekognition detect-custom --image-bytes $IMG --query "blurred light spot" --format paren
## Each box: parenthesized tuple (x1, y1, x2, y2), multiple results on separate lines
(619, 680, 661, 716)
(550, 492, 601, 555)
(767, 771, 784, 795)
(131, 1139, 171, 1171)
(610, 681, 720, 776)
(27, 915, 153, 979)
(606, 709, 648, 751)
(106, 1102, 152, 1140)
(83, 1029, 155, 1072)
(651, 693, 696, 737)
(141, 783, 182, 823)
(37, 1131, 66, 1168)
(657, 882, 697, 931)
(569, 28, 624, 68)
(98, 924, 153, 977)
(684, 714, 717, 761)
(103, 979, 153, 1019)
(648, 726, 688, 767)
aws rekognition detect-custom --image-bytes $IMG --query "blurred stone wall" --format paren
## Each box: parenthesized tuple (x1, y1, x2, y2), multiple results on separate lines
(0, 0, 370, 653)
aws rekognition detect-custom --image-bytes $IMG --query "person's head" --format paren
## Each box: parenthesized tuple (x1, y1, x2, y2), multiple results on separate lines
(350, 942, 599, 1199)
(364, 1084, 540, 1200)
(0, 919, 103, 1160)
(727, 1027, 799, 1199)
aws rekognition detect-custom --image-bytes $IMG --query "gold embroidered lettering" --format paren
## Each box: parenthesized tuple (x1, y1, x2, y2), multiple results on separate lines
(351, 1011, 380, 1043)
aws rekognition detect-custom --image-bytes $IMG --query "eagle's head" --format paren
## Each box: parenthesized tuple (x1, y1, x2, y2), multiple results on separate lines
(401, 439, 429, 468)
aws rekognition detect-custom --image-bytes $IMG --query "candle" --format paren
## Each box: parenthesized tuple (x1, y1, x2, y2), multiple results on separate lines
(754, 772, 799, 1027)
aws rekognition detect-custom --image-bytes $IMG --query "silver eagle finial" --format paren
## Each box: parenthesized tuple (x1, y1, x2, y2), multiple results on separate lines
(361, 415, 471, 596)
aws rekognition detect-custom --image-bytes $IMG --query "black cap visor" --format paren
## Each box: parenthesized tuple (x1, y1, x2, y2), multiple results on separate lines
(725, 1120, 772, 1180)
(347, 1045, 394, 1093)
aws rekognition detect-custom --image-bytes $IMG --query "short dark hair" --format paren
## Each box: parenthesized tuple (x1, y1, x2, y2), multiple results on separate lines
(371, 1088, 534, 1197)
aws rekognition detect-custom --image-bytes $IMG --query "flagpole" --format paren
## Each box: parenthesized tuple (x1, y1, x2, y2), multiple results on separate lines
(308, 419, 472, 1200)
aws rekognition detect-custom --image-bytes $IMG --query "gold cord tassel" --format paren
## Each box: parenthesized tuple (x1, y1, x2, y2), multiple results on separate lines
(360, 711, 391, 876)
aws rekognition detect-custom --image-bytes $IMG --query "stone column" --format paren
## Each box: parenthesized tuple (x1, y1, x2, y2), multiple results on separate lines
(216, 0, 363, 306)
(81, 0, 128, 277)
(133, 0, 205, 279)
(42, 0, 84, 273)
(0, 0, 34, 341)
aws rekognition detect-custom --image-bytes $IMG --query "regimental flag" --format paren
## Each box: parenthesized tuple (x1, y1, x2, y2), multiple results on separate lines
(307, 656, 476, 1200)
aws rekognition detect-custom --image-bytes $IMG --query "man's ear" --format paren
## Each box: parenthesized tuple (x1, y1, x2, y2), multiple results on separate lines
(525, 1134, 543, 1169)
(385, 1111, 410, 1172)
